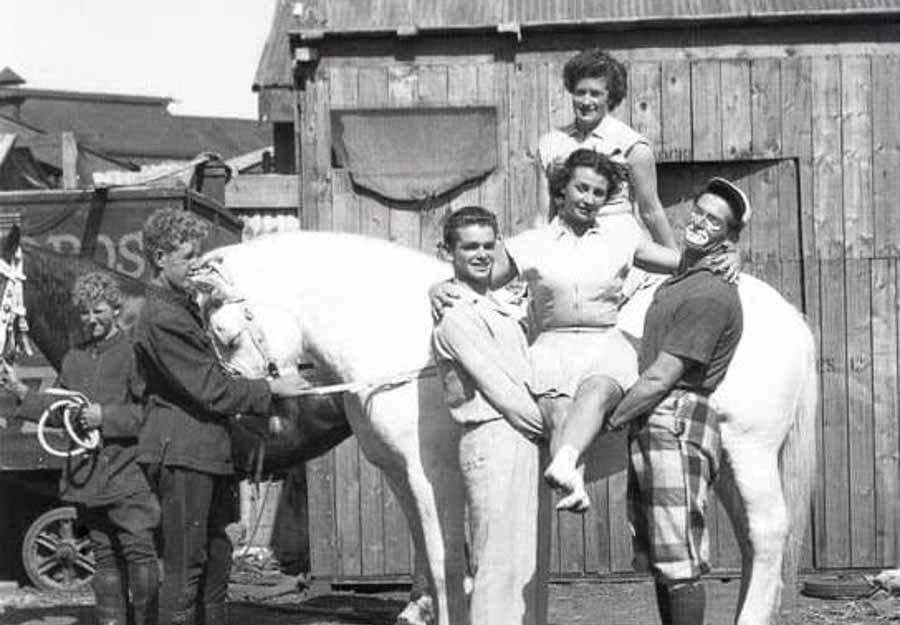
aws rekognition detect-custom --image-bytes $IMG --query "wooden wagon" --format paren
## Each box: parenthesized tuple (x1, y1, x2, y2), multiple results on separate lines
(0, 183, 242, 589)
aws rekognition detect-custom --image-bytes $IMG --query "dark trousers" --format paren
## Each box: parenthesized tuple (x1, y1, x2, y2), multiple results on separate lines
(155, 467, 236, 625)
(270, 465, 310, 575)
(81, 491, 160, 571)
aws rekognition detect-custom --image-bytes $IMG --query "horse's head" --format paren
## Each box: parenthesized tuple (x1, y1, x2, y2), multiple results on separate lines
(188, 254, 306, 380)
(187, 254, 352, 476)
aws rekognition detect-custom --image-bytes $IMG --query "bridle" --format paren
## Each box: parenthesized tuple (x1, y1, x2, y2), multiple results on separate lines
(0, 248, 32, 361)
(189, 259, 296, 381)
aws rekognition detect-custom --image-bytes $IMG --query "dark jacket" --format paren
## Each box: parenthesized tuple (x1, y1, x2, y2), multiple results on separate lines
(133, 288, 272, 475)
(18, 330, 149, 506)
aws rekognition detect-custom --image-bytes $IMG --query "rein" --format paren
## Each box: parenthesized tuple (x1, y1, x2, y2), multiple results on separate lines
(289, 365, 438, 397)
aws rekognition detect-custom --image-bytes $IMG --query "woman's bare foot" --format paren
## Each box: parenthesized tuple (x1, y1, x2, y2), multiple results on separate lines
(544, 445, 591, 513)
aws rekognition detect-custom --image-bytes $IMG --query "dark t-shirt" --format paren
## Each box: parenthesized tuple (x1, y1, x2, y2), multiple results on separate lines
(639, 268, 743, 392)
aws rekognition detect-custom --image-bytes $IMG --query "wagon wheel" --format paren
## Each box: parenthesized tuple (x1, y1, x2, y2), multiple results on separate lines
(22, 506, 94, 590)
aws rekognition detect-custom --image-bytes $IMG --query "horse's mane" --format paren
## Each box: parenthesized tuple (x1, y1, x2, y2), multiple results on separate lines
(21, 243, 155, 369)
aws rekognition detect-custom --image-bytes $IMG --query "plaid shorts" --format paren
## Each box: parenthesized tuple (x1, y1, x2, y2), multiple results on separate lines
(627, 390, 721, 581)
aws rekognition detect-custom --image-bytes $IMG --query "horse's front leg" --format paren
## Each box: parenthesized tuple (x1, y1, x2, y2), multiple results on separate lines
(719, 439, 789, 625)
(350, 386, 468, 625)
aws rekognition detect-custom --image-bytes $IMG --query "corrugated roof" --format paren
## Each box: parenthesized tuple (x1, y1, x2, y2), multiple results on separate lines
(254, 0, 900, 89)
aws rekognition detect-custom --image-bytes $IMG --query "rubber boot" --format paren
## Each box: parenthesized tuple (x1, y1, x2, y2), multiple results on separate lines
(667, 581, 706, 625)
(92, 568, 128, 625)
(201, 602, 227, 625)
(654, 581, 673, 625)
(128, 562, 160, 625)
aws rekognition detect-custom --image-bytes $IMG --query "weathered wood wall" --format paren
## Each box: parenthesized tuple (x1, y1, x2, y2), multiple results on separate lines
(296, 43, 900, 579)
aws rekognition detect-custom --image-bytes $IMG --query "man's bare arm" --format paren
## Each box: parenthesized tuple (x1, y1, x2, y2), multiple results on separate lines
(606, 351, 687, 430)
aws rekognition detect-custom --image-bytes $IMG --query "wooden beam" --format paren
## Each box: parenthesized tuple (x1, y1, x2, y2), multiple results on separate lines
(224, 174, 299, 210)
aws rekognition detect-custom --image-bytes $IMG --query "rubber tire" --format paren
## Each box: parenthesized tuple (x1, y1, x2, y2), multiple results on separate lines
(801, 576, 876, 600)
(22, 506, 94, 591)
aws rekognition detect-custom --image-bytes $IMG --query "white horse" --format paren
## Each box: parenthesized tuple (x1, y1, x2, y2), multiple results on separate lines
(190, 230, 817, 625)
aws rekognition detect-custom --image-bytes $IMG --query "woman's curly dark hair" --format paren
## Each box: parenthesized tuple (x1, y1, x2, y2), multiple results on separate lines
(562, 48, 628, 110)
(548, 149, 626, 203)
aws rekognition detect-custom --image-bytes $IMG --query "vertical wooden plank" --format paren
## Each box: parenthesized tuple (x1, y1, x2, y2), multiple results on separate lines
(751, 58, 782, 159)
(418, 65, 451, 255)
(846, 259, 875, 566)
(478, 62, 510, 235)
(388, 66, 421, 252)
(749, 163, 781, 265)
(323, 60, 361, 576)
(602, 437, 631, 573)
(508, 61, 541, 233)
(355, 68, 389, 576)
(820, 259, 850, 567)
(382, 474, 411, 575)
(548, 56, 569, 130)
(583, 434, 618, 574)
(330, 67, 360, 237)
(334, 438, 362, 576)
(841, 56, 874, 259)
(610, 61, 631, 127)
(556, 509, 585, 575)
(802, 258, 825, 568)
(661, 60, 692, 162)
(312, 67, 333, 231)
(811, 56, 844, 260)
(778, 160, 802, 264)
(691, 60, 722, 161)
(359, 450, 385, 575)
(781, 57, 814, 262)
(871, 260, 899, 566)
(357, 67, 391, 240)
(630, 62, 662, 157)
(720, 60, 752, 160)
(61, 131, 78, 189)
(872, 56, 900, 257)
(448, 64, 482, 212)
(299, 78, 319, 230)
(306, 452, 338, 575)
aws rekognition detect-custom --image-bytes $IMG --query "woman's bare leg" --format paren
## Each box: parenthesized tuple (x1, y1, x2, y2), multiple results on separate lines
(544, 375, 623, 512)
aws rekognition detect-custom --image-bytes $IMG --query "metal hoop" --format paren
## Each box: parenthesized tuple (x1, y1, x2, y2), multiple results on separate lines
(36, 394, 100, 458)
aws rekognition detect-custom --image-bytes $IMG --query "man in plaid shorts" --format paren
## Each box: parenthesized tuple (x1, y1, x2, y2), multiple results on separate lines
(606, 177, 749, 625)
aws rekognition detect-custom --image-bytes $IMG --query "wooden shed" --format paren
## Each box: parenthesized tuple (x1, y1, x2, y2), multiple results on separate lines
(253, 0, 900, 582)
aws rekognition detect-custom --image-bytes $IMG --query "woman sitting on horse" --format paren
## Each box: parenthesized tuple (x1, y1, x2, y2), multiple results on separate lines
(537, 47, 676, 252)
(432, 149, 738, 511)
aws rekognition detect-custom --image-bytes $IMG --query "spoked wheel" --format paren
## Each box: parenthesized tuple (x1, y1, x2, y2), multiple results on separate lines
(22, 506, 94, 590)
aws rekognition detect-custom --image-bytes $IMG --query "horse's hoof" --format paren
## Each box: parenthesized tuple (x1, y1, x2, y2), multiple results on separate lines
(395, 595, 434, 625)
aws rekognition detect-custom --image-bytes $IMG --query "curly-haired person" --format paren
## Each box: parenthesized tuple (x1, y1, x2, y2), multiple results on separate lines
(133, 208, 308, 625)
(4, 271, 159, 625)
(537, 48, 677, 252)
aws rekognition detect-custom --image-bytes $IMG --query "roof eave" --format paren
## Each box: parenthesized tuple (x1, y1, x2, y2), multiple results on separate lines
(286, 7, 900, 41)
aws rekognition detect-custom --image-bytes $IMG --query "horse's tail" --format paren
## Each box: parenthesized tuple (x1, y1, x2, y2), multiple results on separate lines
(779, 322, 818, 604)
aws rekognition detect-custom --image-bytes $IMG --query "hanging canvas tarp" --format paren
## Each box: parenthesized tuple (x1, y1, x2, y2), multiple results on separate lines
(331, 106, 497, 202)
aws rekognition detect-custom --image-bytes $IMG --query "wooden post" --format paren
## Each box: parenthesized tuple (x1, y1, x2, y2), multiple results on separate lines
(61, 132, 78, 189)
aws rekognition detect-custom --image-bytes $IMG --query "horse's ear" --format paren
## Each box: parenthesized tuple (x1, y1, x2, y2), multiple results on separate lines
(2, 225, 21, 263)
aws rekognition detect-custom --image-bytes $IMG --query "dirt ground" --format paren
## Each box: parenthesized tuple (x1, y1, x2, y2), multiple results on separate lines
(0, 574, 897, 625)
